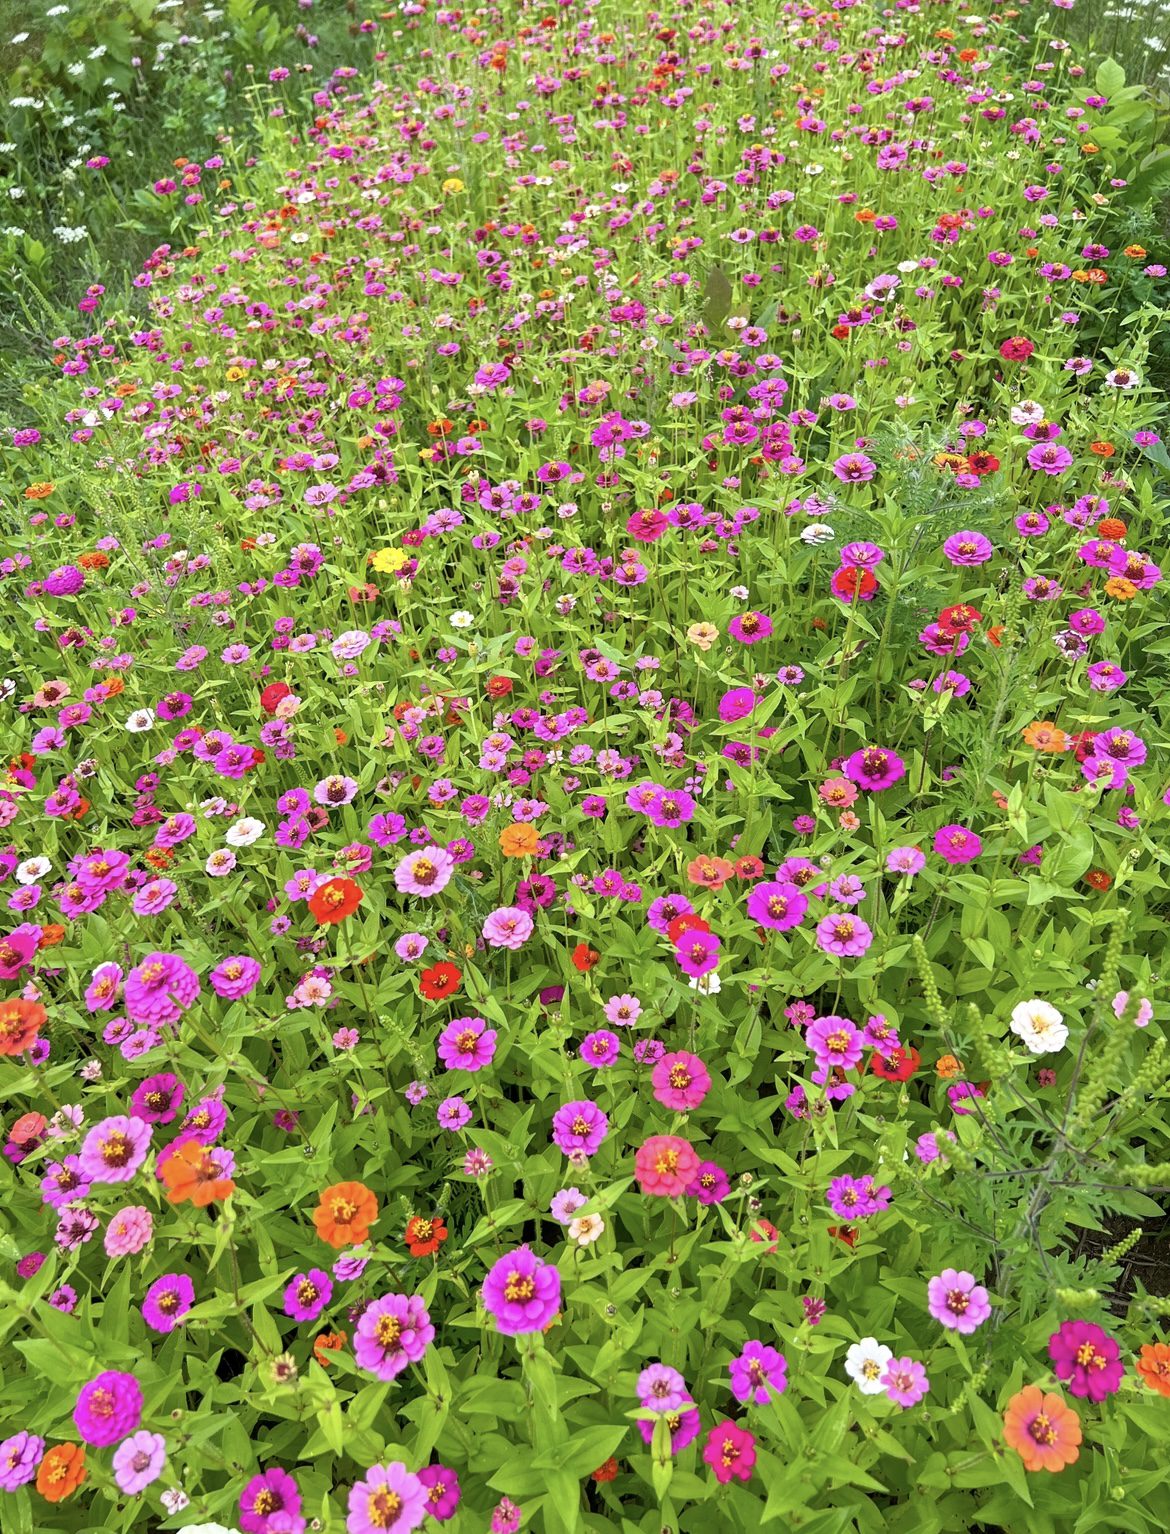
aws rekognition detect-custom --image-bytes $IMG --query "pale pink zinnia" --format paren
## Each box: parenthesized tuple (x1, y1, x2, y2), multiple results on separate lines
(481, 906, 534, 950)
(393, 847, 456, 898)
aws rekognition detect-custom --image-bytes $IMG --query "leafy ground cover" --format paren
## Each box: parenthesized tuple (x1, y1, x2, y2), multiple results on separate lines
(1, 2, 1170, 1532)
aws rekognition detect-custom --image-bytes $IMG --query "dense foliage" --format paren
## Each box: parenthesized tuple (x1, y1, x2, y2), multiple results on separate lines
(2, 2, 1170, 1532)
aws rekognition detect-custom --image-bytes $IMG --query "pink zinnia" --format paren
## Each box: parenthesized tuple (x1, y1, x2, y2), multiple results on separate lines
(815, 914, 873, 958)
(634, 1135, 700, 1196)
(482, 906, 534, 950)
(651, 1051, 711, 1111)
(83, 961, 123, 1012)
(209, 955, 262, 999)
(806, 1015, 863, 1070)
(78, 1115, 152, 1184)
(104, 1205, 153, 1258)
(437, 1016, 497, 1072)
(123, 951, 200, 1025)
(926, 1269, 991, 1333)
(393, 847, 455, 897)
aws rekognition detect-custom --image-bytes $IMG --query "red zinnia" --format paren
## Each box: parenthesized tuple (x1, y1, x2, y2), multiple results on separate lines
(260, 681, 292, 715)
(870, 1045, 922, 1082)
(404, 1215, 448, 1257)
(830, 566, 878, 603)
(666, 913, 710, 945)
(571, 943, 601, 972)
(308, 877, 364, 925)
(419, 962, 462, 1000)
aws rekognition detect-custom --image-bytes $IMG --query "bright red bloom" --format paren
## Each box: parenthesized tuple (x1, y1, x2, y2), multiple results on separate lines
(571, 943, 601, 973)
(870, 1045, 922, 1082)
(405, 1215, 448, 1257)
(830, 566, 878, 603)
(665, 913, 710, 945)
(419, 962, 462, 1000)
(260, 681, 292, 714)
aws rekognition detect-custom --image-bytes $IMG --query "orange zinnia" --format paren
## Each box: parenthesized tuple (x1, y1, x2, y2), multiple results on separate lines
(1104, 577, 1137, 600)
(313, 1329, 347, 1367)
(314, 1181, 378, 1247)
(1022, 721, 1069, 753)
(0, 998, 47, 1056)
(36, 1443, 87, 1502)
(308, 877, 364, 925)
(499, 823, 540, 857)
(160, 1140, 236, 1206)
(1137, 1342, 1170, 1396)
(1003, 1386, 1081, 1472)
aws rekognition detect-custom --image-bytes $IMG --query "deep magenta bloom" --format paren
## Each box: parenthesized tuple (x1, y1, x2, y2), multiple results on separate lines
(686, 1161, 730, 1204)
(551, 1100, 609, 1157)
(745, 880, 807, 932)
(651, 1051, 711, 1111)
(284, 1268, 334, 1323)
(437, 1016, 497, 1071)
(844, 747, 906, 791)
(241, 1467, 303, 1534)
(717, 687, 757, 722)
(142, 1273, 194, 1333)
(674, 930, 720, 976)
(354, 1293, 434, 1380)
(926, 1270, 991, 1333)
(482, 1245, 561, 1335)
(416, 1464, 461, 1521)
(124, 951, 200, 1025)
(74, 1370, 143, 1446)
(637, 1400, 701, 1454)
(703, 1420, 757, 1483)
(729, 1341, 788, 1405)
(1048, 1320, 1124, 1401)
(933, 824, 982, 864)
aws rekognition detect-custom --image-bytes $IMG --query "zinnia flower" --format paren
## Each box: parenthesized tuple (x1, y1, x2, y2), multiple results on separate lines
(482, 1245, 561, 1335)
(702, 1421, 756, 1484)
(1048, 1319, 1124, 1401)
(1003, 1386, 1081, 1472)
(634, 1135, 700, 1197)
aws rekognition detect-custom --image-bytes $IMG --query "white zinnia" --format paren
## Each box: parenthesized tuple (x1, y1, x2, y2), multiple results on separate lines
(1009, 999, 1068, 1054)
(568, 1214, 605, 1246)
(124, 708, 155, 732)
(845, 1338, 893, 1395)
(16, 856, 51, 884)
(224, 817, 264, 847)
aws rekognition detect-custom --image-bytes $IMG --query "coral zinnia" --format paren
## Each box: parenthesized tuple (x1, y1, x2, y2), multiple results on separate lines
(634, 1135, 700, 1197)
(1002, 1386, 1081, 1472)
(1136, 1342, 1170, 1396)
(0, 997, 47, 1056)
(314, 1181, 378, 1247)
